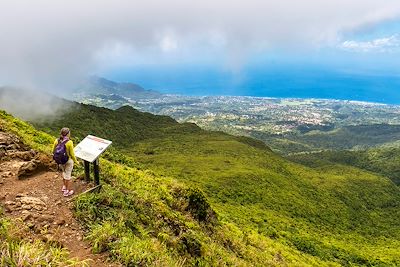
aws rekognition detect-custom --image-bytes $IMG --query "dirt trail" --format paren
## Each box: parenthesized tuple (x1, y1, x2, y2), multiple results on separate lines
(0, 131, 118, 266)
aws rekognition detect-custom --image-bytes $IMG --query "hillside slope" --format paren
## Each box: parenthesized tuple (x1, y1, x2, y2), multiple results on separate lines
(13, 97, 400, 266)
(287, 145, 400, 185)
(1, 110, 333, 266)
(0, 114, 113, 266)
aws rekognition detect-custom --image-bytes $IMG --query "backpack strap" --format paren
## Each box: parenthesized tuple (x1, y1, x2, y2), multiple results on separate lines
(58, 137, 69, 145)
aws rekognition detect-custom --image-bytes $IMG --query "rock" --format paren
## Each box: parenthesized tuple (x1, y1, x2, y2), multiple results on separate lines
(4, 201, 16, 212)
(17, 153, 57, 179)
(37, 214, 54, 223)
(21, 204, 32, 210)
(22, 213, 32, 222)
(19, 196, 46, 206)
(4, 200, 16, 205)
(11, 150, 36, 161)
(16, 193, 28, 198)
(17, 161, 38, 179)
(54, 219, 66, 226)
(6, 144, 18, 150)
(4, 205, 12, 212)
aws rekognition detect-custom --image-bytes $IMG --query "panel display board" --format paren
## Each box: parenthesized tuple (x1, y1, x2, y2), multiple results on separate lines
(74, 135, 112, 163)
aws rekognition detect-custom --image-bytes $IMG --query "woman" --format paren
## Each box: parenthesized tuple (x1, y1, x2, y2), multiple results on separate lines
(53, 127, 79, 197)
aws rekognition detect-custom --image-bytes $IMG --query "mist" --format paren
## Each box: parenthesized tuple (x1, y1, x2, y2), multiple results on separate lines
(1, 0, 400, 90)
(0, 87, 74, 121)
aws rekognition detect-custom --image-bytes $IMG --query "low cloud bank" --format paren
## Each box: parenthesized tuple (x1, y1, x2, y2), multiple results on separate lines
(0, 0, 399, 89)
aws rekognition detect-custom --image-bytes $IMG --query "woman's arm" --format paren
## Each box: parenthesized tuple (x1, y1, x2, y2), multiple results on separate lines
(66, 140, 79, 164)
(52, 139, 58, 153)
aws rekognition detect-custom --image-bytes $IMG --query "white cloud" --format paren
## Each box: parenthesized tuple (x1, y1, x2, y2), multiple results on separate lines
(340, 35, 400, 52)
(160, 35, 178, 52)
(0, 0, 400, 89)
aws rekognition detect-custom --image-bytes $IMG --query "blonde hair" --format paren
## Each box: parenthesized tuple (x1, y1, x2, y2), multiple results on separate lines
(59, 127, 70, 141)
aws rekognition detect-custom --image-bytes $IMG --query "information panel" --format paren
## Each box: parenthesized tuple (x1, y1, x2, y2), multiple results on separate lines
(74, 135, 112, 163)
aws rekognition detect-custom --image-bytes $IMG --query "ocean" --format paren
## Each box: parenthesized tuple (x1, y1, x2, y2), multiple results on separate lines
(107, 67, 400, 105)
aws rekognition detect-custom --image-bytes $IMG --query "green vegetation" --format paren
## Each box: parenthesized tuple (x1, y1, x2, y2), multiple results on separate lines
(287, 146, 400, 185)
(33, 104, 199, 148)
(3, 101, 400, 266)
(2, 110, 328, 266)
(124, 133, 400, 266)
(284, 124, 400, 151)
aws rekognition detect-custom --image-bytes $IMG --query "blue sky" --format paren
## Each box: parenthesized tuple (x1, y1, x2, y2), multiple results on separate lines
(1, 1, 400, 103)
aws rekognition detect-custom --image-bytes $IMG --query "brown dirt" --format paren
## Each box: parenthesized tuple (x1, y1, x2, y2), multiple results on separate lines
(0, 130, 120, 266)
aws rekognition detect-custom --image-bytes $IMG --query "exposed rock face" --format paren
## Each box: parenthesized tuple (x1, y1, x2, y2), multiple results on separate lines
(19, 196, 47, 211)
(17, 156, 56, 179)
(0, 130, 56, 179)
(4, 196, 47, 212)
(0, 132, 29, 160)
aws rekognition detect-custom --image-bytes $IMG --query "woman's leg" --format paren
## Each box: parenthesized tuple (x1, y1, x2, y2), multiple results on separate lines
(63, 159, 74, 195)
(61, 165, 67, 191)
(65, 179, 70, 191)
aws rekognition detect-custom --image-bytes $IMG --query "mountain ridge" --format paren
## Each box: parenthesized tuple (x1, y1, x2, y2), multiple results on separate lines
(75, 76, 163, 100)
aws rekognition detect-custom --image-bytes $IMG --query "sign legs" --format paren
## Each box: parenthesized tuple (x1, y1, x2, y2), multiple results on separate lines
(84, 160, 90, 182)
(84, 159, 100, 186)
(94, 159, 100, 186)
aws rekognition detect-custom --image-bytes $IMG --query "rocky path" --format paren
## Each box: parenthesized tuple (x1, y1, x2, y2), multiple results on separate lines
(0, 131, 118, 266)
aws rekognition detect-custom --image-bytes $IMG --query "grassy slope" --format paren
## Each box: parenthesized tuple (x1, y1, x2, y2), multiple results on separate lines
(275, 124, 400, 154)
(1, 110, 328, 266)
(287, 146, 400, 185)
(25, 103, 400, 266)
(126, 134, 400, 266)
(247, 124, 400, 155)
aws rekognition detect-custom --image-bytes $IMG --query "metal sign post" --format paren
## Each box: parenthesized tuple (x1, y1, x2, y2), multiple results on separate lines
(94, 158, 100, 185)
(84, 161, 90, 182)
(74, 135, 112, 186)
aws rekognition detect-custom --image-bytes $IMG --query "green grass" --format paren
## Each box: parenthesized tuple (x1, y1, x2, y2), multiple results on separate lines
(277, 124, 400, 153)
(124, 133, 400, 266)
(287, 146, 400, 185)
(1, 110, 336, 266)
(3, 101, 400, 266)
